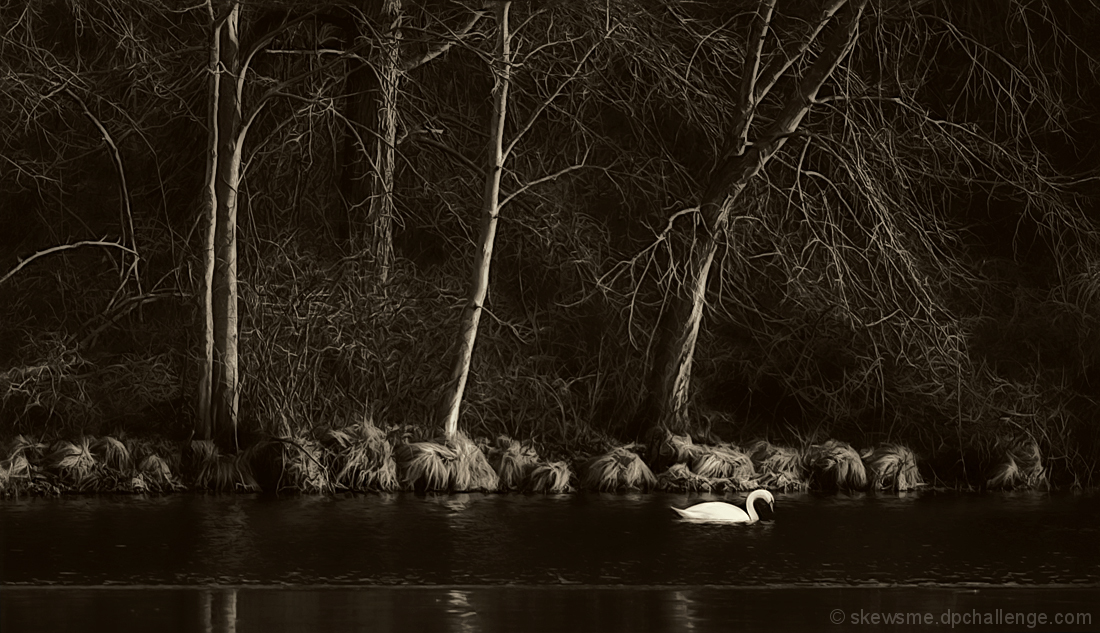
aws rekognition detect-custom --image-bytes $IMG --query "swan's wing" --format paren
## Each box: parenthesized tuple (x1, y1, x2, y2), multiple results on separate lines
(673, 501, 751, 522)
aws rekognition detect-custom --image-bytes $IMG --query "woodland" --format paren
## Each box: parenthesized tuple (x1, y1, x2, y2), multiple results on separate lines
(2, 0, 1099, 494)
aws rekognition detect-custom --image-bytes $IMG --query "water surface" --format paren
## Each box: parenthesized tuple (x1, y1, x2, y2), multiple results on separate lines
(2, 491, 1097, 631)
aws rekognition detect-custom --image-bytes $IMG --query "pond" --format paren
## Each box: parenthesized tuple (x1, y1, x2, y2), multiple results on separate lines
(2, 491, 1098, 631)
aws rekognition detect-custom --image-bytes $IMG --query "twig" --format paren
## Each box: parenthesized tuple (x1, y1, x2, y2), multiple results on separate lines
(0, 240, 137, 286)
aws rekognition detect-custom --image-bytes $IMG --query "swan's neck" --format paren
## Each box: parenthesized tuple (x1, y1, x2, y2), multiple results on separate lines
(745, 491, 763, 522)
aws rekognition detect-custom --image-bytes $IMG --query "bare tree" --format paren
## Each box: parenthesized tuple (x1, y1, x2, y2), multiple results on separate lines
(632, 0, 869, 437)
(197, 0, 244, 446)
(438, 0, 513, 440)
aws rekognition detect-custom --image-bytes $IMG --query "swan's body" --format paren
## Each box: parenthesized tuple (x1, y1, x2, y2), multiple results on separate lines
(671, 489, 775, 523)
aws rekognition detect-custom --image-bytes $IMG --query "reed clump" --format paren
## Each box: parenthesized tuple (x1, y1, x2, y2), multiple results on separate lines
(987, 438, 1047, 490)
(395, 431, 498, 492)
(689, 443, 756, 481)
(489, 435, 576, 492)
(528, 460, 574, 493)
(580, 445, 655, 491)
(864, 444, 925, 491)
(0, 435, 56, 496)
(746, 440, 808, 491)
(806, 439, 868, 491)
(656, 462, 743, 492)
(489, 436, 538, 491)
(322, 422, 398, 492)
(185, 440, 260, 492)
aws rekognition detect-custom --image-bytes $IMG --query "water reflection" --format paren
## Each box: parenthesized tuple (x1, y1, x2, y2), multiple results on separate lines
(6, 586, 1095, 633)
(446, 589, 479, 633)
(200, 588, 237, 633)
(2, 491, 1098, 587)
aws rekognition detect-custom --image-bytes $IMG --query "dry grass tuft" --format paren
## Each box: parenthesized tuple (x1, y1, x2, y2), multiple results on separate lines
(395, 432, 498, 492)
(45, 437, 97, 487)
(806, 439, 867, 491)
(746, 440, 808, 491)
(656, 462, 720, 492)
(135, 454, 183, 492)
(187, 440, 260, 492)
(396, 441, 455, 491)
(91, 436, 131, 471)
(581, 445, 655, 491)
(0, 435, 55, 496)
(864, 444, 925, 491)
(128, 438, 183, 491)
(987, 438, 1047, 490)
(324, 422, 398, 492)
(528, 460, 574, 493)
(690, 443, 756, 483)
(277, 437, 332, 493)
(489, 436, 538, 490)
(451, 433, 500, 492)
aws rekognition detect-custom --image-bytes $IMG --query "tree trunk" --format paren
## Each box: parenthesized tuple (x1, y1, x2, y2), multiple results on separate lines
(439, 1, 511, 440)
(336, 0, 400, 284)
(637, 0, 868, 437)
(371, 0, 401, 284)
(198, 1, 243, 449)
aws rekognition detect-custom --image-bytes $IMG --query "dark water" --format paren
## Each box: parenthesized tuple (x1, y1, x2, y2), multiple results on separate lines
(2, 491, 1098, 631)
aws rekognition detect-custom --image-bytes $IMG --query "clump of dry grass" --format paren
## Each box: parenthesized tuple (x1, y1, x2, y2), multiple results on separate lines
(489, 436, 538, 490)
(690, 444, 756, 482)
(806, 439, 867, 491)
(0, 452, 32, 491)
(185, 440, 259, 492)
(656, 462, 721, 492)
(91, 436, 131, 471)
(528, 460, 574, 493)
(274, 437, 332, 493)
(396, 441, 454, 491)
(746, 440, 808, 491)
(987, 438, 1047, 490)
(864, 444, 925, 491)
(0, 435, 54, 495)
(451, 433, 499, 492)
(395, 431, 498, 492)
(1, 434, 187, 494)
(581, 445, 655, 491)
(323, 422, 398, 492)
(127, 438, 183, 492)
(44, 437, 97, 488)
(134, 453, 183, 492)
(0, 436, 51, 494)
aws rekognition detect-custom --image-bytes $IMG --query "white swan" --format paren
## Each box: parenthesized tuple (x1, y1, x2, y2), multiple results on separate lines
(671, 489, 775, 523)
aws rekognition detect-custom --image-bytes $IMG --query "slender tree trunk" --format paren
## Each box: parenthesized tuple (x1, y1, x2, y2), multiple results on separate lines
(638, 0, 868, 436)
(440, 1, 511, 439)
(371, 0, 401, 284)
(336, 0, 401, 282)
(198, 0, 243, 448)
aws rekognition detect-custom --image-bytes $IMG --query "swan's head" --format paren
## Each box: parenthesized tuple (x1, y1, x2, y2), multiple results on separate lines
(750, 489, 776, 521)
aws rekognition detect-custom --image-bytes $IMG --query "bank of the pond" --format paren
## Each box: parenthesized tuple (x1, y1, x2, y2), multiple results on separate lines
(0, 424, 1060, 496)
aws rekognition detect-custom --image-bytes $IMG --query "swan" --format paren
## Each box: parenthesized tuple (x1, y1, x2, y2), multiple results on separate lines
(672, 489, 775, 523)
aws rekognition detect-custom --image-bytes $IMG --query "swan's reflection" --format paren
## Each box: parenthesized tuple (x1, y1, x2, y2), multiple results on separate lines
(447, 589, 481, 633)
